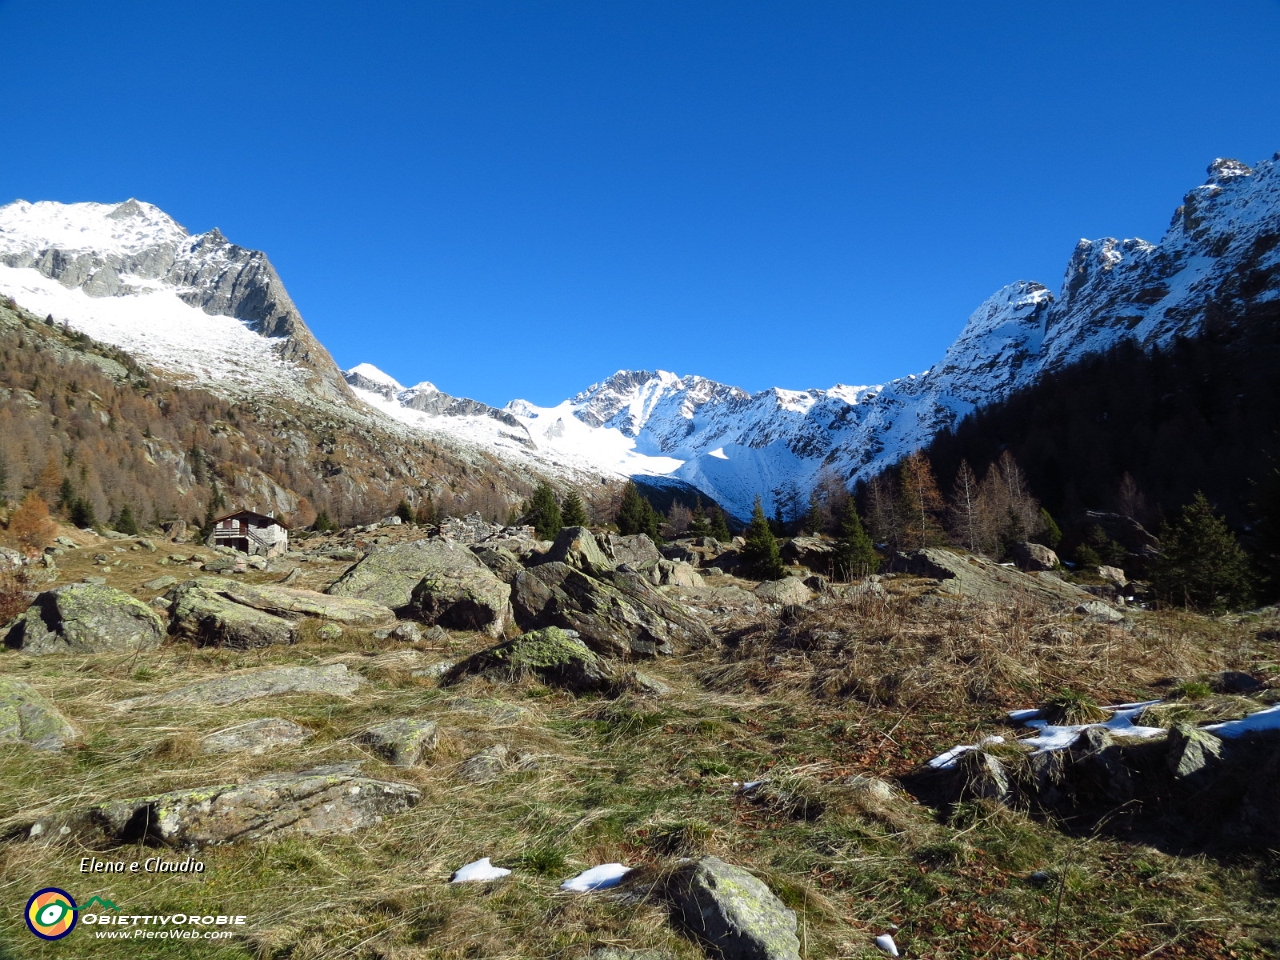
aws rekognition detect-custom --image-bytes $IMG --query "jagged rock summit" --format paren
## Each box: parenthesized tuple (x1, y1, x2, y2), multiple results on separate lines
(0, 198, 349, 399)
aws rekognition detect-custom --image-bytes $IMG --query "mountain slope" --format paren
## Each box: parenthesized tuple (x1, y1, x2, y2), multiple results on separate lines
(3, 154, 1277, 523)
(0, 199, 349, 400)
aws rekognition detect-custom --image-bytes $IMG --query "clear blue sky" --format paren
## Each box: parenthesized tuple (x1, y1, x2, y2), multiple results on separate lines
(3, 0, 1279, 406)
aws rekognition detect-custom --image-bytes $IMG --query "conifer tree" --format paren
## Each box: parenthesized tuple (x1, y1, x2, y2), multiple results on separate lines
(741, 496, 786, 581)
(115, 503, 139, 536)
(57, 477, 75, 514)
(526, 482, 563, 540)
(415, 497, 438, 526)
(898, 451, 947, 550)
(10, 492, 56, 556)
(1151, 492, 1253, 612)
(561, 490, 588, 527)
(688, 497, 711, 538)
(834, 497, 880, 580)
(69, 498, 96, 530)
(395, 499, 413, 523)
(616, 481, 650, 536)
(805, 490, 825, 536)
(709, 505, 732, 541)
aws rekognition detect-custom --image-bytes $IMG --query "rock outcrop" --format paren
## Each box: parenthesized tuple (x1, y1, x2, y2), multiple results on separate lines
(4, 583, 164, 655)
(21, 765, 420, 850)
(445, 627, 621, 694)
(512, 562, 711, 658)
(658, 856, 801, 960)
(0, 678, 76, 751)
(116, 664, 365, 709)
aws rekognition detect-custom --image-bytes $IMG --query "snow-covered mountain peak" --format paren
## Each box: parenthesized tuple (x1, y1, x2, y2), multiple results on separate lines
(1206, 157, 1253, 185)
(0, 199, 189, 257)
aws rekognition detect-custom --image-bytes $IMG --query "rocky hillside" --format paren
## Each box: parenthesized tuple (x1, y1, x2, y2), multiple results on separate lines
(0, 297, 570, 529)
(1, 516, 1277, 957)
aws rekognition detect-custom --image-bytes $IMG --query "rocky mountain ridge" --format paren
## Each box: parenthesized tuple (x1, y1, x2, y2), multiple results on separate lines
(354, 154, 1279, 518)
(3, 154, 1277, 521)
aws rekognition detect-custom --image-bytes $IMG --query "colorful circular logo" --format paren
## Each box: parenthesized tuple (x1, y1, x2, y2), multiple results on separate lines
(25, 888, 77, 940)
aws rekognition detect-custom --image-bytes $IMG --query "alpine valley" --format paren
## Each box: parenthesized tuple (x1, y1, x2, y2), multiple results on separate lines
(1, 154, 1278, 524)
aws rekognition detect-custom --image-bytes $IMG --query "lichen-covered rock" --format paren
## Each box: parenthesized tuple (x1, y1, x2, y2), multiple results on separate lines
(470, 545, 524, 583)
(356, 718, 439, 767)
(4, 583, 164, 655)
(1166, 723, 1223, 779)
(1012, 541, 1059, 572)
(0, 678, 76, 750)
(327, 539, 479, 610)
(512, 562, 711, 658)
(538, 526, 614, 573)
(445, 627, 620, 694)
(117, 664, 365, 709)
(23, 765, 420, 849)
(457, 744, 510, 783)
(200, 718, 312, 756)
(892, 548, 1091, 607)
(177, 577, 395, 627)
(166, 582, 298, 648)
(779, 537, 834, 573)
(408, 553, 512, 638)
(598, 533, 662, 568)
(660, 856, 801, 960)
(646, 560, 705, 589)
(1076, 600, 1125, 624)
(752, 578, 813, 606)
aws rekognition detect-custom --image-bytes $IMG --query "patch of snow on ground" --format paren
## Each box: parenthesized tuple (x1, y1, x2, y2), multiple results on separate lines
(1208, 704, 1280, 737)
(559, 863, 631, 892)
(450, 858, 511, 883)
(0, 265, 295, 391)
(927, 736, 1004, 770)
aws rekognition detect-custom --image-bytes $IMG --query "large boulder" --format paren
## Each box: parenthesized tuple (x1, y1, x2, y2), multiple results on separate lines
(445, 627, 620, 694)
(116, 664, 365, 709)
(0, 678, 76, 750)
(4, 583, 164, 655)
(511, 562, 711, 658)
(753, 577, 813, 606)
(779, 537, 835, 573)
(659, 856, 801, 960)
(537, 526, 613, 573)
(166, 582, 297, 648)
(890, 548, 1091, 607)
(1011, 542, 1059, 572)
(328, 540, 511, 636)
(21, 765, 420, 850)
(356, 719, 440, 767)
(180, 578, 395, 627)
(598, 534, 662, 568)
(646, 560, 705, 589)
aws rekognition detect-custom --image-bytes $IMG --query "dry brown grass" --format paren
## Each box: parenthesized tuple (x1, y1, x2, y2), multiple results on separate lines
(702, 583, 1242, 720)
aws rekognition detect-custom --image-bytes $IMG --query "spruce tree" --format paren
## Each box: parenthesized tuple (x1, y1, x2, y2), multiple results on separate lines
(561, 490, 588, 527)
(313, 509, 337, 533)
(804, 490, 825, 536)
(616, 481, 648, 535)
(57, 477, 75, 513)
(688, 497, 711, 538)
(115, 503, 139, 536)
(709, 505, 732, 541)
(395, 499, 413, 523)
(834, 498, 880, 580)
(1151, 492, 1253, 612)
(526, 482, 563, 540)
(70, 498, 96, 529)
(741, 496, 786, 581)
